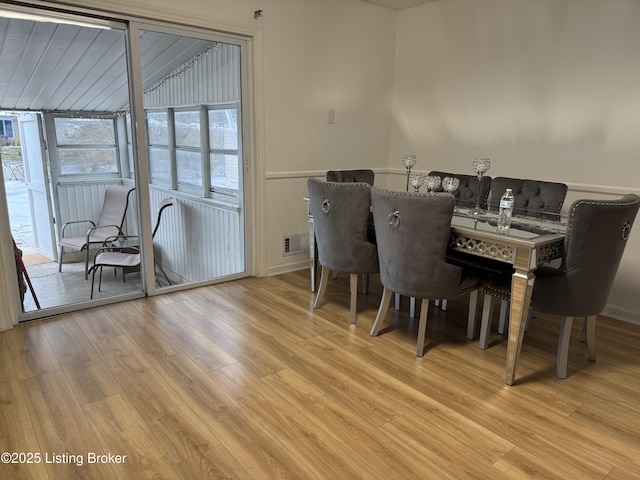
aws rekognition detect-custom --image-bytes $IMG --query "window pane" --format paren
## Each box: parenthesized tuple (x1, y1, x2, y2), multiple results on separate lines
(55, 117, 115, 144)
(209, 109, 237, 149)
(175, 111, 200, 147)
(210, 153, 238, 190)
(147, 111, 168, 145)
(176, 149, 202, 186)
(58, 148, 118, 174)
(149, 147, 171, 182)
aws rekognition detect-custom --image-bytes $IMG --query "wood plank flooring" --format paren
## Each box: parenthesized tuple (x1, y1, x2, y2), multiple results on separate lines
(1, 270, 640, 479)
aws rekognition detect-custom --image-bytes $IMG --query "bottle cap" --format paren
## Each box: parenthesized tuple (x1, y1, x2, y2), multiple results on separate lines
(506, 188, 512, 192)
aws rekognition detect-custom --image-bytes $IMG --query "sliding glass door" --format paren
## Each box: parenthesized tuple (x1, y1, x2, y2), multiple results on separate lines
(0, 5, 251, 320)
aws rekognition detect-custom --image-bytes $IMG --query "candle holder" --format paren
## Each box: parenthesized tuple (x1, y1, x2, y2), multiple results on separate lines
(472, 158, 491, 215)
(401, 154, 417, 192)
(409, 174, 423, 192)
(423, 175, 442, 192)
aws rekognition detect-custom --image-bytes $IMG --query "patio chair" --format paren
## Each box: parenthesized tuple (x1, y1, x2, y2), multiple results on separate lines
(88, 197, 174, 298)
(58, 185, 135, 279)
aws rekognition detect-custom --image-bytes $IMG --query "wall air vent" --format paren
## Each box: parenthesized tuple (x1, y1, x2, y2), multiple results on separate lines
(283, 233, 308, 256)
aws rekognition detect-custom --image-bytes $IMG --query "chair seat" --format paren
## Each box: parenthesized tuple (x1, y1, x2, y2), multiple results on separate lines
(59, 229, 119, 250)
(94, 251, 140, 268)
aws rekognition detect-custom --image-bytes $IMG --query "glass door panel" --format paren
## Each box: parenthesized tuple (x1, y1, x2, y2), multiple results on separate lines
(137, 27, 246, 288)
(0, 10, 145, 317)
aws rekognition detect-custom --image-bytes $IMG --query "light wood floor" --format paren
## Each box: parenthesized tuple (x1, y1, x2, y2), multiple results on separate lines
(1, 270, 640, 479)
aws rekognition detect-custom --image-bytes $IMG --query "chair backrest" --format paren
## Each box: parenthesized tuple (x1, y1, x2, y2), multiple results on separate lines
(307, 178, 378, 274)
(532, 194, 640, 316)
(152, 198, 174, 238)
(371, 187, 463, 299)
(326, 169, 375, 186)
(97, 185, 136, 230)
(428, 171, 491, 210)
(488, 177, 567, 218)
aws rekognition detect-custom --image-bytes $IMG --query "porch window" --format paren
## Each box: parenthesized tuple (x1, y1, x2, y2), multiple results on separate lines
(54, 117, 120, 175)
(145, 103, 240, 195)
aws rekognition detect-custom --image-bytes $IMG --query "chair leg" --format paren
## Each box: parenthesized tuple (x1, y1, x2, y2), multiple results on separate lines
(466, 290, 479, 340)
(585, 315, 597, 361)
(90, 266, 97, 299)
(441, 299, 448, 311)
(556, 316, 574, 379)
(479, 294, 495, 349)
(154, 258, 172, 286)
(371, 287, 392, 336)
(361, 274, 369, 294)
(98, 266, 104, 293)
(416, 298, 430, 357)
(497, 299, 509, 334)
(58, 246, 64, 272)
(349, 273, 358, 324)
(314, 266, 330, 309)
(394, 292, 401, 310)
(410, 297, 416, 318)
(84, 247, 90, 280)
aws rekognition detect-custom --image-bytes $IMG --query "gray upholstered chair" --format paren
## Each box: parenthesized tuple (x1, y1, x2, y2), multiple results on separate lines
(478, 194, 640, 378)
(326, 169, 375, 186)
(488, 177, 568, 219)
(369, 187, 481, 356)
(428, 171, 492, 210)
(307, 178, 379, 324)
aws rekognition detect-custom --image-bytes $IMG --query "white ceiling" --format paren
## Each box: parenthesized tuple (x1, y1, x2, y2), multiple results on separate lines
(357, 0, 437, 10)
(0, 18, 212, 112)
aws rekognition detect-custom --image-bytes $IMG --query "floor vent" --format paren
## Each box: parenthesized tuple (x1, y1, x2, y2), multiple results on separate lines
(283, 233, 308, 256)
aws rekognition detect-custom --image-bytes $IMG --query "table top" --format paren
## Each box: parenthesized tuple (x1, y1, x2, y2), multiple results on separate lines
(452, 208, 566, 241)
(449, 208, 566, 265)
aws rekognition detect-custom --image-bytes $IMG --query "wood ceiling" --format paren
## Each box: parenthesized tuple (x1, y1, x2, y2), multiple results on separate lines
(0, 17, 212, 112)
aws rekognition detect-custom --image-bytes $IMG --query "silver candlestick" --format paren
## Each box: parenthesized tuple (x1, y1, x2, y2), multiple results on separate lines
(472, 158, 491, 215)
(401, 154, 417, 192)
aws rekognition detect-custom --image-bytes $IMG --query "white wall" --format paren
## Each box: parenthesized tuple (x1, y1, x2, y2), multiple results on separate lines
(391, 0, 640, 321)
(3, 0, 638, 327)
(86, 0, 396, 275)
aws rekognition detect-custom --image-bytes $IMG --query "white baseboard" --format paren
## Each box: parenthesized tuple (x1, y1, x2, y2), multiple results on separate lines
(602, 305, 640, 326)
(265, 260, 308, 277)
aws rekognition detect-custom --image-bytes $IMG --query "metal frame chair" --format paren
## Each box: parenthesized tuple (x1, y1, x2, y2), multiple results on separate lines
(58, 184, 135, 279)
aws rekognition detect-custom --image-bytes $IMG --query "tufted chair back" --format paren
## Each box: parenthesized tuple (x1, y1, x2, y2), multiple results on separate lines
(326, 169, 375, 186)
(488, 177, 567, 219)
(428, 171, 491, 210)
(532, 194, 640, 317)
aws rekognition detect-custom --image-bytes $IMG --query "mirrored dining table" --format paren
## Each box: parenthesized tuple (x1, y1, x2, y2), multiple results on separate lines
(449, 207, 566, 385)
(304, 196, 567, 385)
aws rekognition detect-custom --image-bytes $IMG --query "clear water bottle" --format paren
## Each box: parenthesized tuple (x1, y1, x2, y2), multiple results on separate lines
(497, 188, 514, 234)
